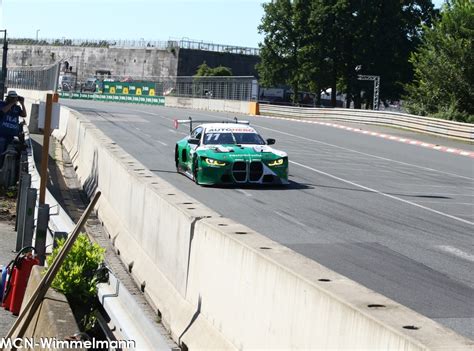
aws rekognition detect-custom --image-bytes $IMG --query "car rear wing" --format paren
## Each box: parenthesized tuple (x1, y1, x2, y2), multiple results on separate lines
(173, 116, 250, 133)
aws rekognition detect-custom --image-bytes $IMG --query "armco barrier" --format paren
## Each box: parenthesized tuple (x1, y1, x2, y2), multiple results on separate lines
(258, 104, 474, 141)
(17, 89, 473, 350)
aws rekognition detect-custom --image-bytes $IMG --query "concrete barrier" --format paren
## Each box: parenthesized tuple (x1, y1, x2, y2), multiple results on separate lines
(20, 266, 83, 350)
(186, 218, 471, 349)
(17, 89, 473, 350)
(258, 104, 474, 141)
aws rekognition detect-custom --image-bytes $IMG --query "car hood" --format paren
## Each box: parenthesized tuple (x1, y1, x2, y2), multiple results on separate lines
(197, 144, 287, 159)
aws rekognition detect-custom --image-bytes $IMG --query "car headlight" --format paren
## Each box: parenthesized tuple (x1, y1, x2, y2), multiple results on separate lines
(268, 158, 284, 166)
(205, 158, 226, 166)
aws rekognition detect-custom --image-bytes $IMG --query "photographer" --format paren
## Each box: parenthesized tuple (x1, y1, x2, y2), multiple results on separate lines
(0, 90, 27, 157)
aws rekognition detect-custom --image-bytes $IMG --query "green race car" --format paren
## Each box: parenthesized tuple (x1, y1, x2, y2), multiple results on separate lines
(174, 118, 289, 186)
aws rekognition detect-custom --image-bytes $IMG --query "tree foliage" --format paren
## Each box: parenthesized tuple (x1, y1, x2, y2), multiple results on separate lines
(257, 0, 437, 107)
(257, 0, 312, 103)
(404, 0, 474, 122)
(46, 233, 105, 304)
(195, 62, 233, 76)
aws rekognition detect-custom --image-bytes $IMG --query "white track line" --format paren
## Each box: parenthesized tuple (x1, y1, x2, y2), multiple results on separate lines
(290, 160, 474, 226)
(257, 114, 474, 158)
(274, 211, 311, 229)
(253, 123, 473, 181)
(414, 201, 473, 205)
(235, 189, 252, 197)
(436, 245, 474, 262)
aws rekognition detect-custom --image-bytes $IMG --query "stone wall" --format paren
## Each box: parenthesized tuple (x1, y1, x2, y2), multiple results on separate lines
(7, 45, 179, 80)
(7, 45, 260, 80)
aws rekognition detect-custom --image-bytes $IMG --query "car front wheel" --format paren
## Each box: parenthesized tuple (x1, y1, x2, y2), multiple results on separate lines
(193, 158, 200, 185)
(175, 146, 180, 172)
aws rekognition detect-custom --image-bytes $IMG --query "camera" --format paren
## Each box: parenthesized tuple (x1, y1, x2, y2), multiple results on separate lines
(18, 96, 24, 103)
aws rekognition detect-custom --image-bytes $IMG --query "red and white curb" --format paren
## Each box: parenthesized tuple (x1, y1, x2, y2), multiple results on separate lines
(258, 115, 474, 158)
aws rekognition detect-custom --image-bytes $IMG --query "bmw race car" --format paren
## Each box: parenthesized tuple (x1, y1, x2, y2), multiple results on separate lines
(174, 117, 288, 186)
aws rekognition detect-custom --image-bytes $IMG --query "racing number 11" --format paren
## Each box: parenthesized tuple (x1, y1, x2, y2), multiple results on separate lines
(206, 133, 220, 142)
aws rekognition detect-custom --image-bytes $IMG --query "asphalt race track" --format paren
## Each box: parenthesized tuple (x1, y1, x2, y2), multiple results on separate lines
(62, 100, 474, 339)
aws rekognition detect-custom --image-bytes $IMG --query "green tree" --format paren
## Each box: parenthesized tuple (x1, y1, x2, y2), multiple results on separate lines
(195, 62, 233, 76)
(305, 0, 352, 106)
(257, 0, 312, 103)
(258, 0, 436, 108)
(405, 0, 473, 122)
(339, 0, 436, 108)
(195, 62, 213, 76)
(210, 65, 233, 76)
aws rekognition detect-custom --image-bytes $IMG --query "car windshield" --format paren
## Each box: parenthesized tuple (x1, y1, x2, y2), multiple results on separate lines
(203, 132, 234, 145)
(203, 132, 265, 145)
(233, 133, 265, 145)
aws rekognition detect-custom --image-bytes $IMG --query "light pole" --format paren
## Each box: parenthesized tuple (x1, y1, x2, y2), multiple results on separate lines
(0, 30, 7, 97)
(36, 29, 40, 41)
(355, 65, 380, 110)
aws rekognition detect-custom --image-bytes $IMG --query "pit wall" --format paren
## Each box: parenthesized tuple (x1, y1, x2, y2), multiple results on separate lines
(17, 89, 473, 350)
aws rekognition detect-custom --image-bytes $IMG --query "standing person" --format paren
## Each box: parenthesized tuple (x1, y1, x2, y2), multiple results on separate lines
(0, 90, 27, 156)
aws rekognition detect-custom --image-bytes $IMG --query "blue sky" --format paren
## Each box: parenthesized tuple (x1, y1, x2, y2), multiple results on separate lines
(1, 0, 445, 48)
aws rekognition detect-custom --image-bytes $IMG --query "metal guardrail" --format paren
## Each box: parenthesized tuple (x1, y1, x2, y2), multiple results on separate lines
(170, 76, 257, 101)
(259, 104, 474, 141)
(9, 38, 260, 56)
(68, 76, 256, 102)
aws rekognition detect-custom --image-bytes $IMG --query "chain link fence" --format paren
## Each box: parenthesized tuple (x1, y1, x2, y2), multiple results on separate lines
(73, 75, 257, 101)
(6, 63, 60, 91)
(4, 59, 258, 101)
(162, 76, 258, 101)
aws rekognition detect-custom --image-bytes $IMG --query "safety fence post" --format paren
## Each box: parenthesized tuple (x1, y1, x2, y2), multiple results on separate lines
(21, 188, 37, 248)
(14, 152, 28, 231)
(15, 173, 31, 252)
(35, 204, 50, 265)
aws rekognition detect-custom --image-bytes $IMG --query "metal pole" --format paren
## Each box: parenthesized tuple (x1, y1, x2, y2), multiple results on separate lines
(15, 174, 25, 231)
(15, 174, 31, 251)
(21, 188, 37, 248)
(15, 152, 29, 231)
(39, 93, 53, 205)
(357, 74, 380, 110)
(35, 204, 50, 265)
(52, 63, 61, 92)
(0, 30, 8, 97)
(373, 76, 380, 110)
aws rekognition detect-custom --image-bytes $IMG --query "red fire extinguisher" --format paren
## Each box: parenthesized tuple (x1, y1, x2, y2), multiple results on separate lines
(2, 247, 39, 315)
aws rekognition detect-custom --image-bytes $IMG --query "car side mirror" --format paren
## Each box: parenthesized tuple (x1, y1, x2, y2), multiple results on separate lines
(266, 138, 276, 145)
(188, 138, 200, 145)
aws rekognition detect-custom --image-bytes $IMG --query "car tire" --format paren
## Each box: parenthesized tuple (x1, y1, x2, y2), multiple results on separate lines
(175, 146, 180, 172)
(193, 158, 200, 185)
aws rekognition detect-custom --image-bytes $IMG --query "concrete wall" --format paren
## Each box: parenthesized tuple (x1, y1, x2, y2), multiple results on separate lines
(8, 45, 178, 80)
(165, 96, 250, 114)
(21, 266, 83, 350)
(17, 89, 473, 350)
(7, 45, 260, 80)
